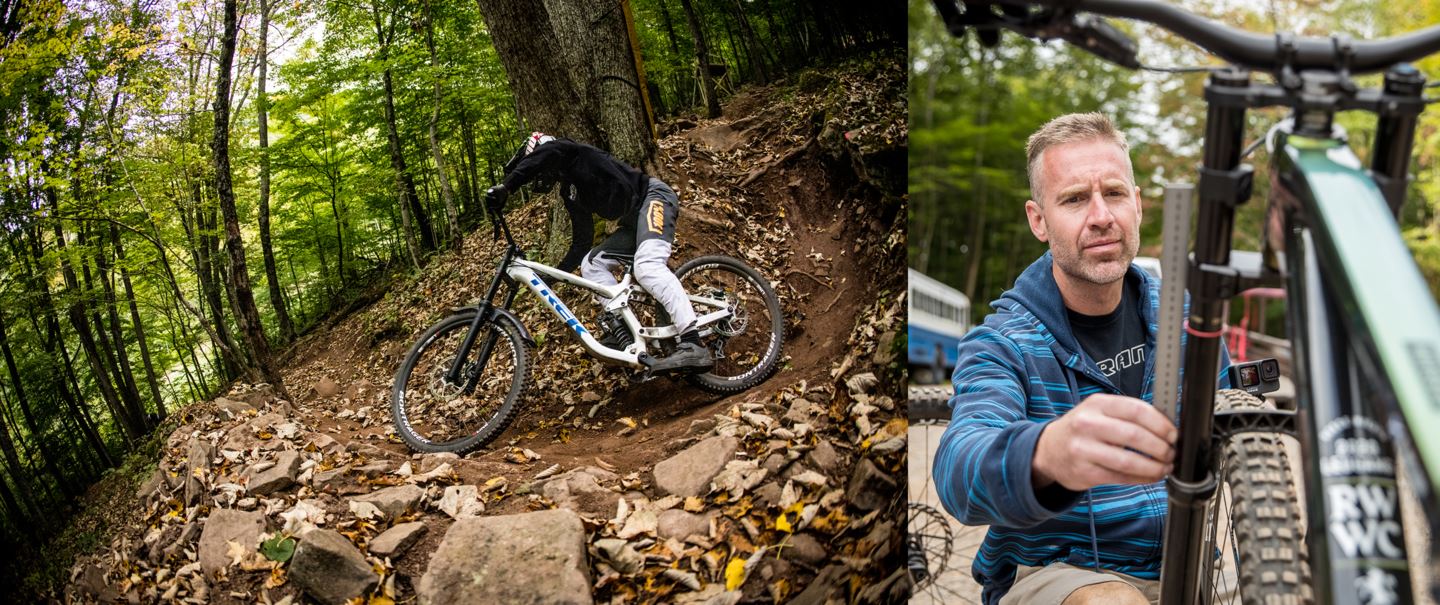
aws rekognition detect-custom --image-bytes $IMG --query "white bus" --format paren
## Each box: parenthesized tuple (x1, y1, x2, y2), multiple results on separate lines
(908, 269, 969, 384)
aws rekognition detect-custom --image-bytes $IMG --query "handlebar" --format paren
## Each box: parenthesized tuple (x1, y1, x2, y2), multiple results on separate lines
(942, 0, 1440, 75)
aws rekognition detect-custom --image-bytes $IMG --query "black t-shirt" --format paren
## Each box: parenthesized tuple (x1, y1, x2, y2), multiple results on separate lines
(1067, 275, 1148, 397)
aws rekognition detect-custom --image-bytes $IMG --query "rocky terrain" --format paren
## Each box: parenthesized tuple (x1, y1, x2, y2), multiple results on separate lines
(49, 50, 908, 604)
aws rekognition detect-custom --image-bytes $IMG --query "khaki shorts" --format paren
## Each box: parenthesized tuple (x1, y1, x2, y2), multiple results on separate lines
(998, 562, 1160, 605)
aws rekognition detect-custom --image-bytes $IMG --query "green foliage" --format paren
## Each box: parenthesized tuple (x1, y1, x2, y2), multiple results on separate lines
(911, 0, 1440, 323)
(909, 0, 1143, 317)
(260, 534, 296, 562)
(630, 0, 902, 117)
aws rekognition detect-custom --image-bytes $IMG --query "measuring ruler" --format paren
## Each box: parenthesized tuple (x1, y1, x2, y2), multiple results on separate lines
(1153, 184, 1193, 424)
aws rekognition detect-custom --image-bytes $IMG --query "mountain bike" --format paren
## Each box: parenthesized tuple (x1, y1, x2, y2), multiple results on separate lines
(390, 207, 784, 455)
(908, 384, 974, 603)
(931, 2, 1440, 604)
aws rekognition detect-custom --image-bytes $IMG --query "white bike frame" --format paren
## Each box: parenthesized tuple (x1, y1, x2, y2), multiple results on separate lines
(505, 257, 733, 367)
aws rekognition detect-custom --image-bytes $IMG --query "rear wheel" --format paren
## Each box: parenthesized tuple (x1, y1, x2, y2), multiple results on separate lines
(1200, 389, 1313, 604)
(675, 255, 784, 394)
(390, 311, 529, 455)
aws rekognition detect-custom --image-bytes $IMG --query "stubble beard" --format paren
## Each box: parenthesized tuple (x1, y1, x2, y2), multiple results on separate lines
(1053, 235, 1137, 287)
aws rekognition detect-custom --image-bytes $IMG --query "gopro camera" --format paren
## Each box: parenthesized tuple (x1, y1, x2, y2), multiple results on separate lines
(1226, 358, 1281, 397)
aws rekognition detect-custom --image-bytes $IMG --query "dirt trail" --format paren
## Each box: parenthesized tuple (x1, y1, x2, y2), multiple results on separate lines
(282, 76, 895, 509)
(52, 52, 907, 604)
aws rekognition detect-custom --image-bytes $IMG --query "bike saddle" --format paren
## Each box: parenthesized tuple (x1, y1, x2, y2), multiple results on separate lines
(603, 252, 636, 268)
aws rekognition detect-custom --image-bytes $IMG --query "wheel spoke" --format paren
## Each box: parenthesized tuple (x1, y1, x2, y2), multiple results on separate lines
(393, 315, 527, 453)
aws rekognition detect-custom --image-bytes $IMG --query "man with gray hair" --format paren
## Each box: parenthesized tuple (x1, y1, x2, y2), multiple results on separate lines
(933, 113, 1229, 604)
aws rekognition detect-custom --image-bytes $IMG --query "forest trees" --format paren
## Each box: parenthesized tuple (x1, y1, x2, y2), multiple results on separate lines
(0, 0, 899, 590)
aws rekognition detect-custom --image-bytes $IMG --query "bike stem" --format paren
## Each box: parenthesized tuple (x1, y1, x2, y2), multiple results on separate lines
(1159, 67, 1252, 605)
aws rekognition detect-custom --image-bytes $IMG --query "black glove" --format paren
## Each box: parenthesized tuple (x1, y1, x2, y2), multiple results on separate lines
(485, 184, 508, 214)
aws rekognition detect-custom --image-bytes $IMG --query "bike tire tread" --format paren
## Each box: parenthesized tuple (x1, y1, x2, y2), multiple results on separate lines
(1214, 389, 1314, 605)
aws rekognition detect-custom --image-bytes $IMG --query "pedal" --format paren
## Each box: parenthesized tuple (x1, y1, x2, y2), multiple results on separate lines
(630, 353, 657, 383)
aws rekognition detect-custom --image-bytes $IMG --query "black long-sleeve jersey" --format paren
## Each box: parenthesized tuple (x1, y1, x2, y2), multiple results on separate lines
(501, 139, 648, 272)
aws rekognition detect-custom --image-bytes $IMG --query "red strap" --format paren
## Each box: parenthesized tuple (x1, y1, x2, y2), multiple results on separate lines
(1185, 320, 1225, 339)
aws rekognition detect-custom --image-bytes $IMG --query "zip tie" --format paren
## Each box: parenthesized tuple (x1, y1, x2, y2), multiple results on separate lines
(1184, 320, 1224, 339)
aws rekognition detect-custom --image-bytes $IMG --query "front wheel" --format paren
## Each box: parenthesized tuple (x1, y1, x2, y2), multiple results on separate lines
(390, 311, 529, 455)
(675, 255, 784, 394)
(1200, 389, 1313, 605)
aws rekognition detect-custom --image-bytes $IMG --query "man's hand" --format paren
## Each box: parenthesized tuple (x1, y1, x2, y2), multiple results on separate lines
(485, 184, 508, 214)
(1032, 394, 1176, 491)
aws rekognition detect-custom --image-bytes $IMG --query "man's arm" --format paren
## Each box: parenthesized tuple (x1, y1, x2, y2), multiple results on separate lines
(557, 198, 592, 273)
(501, 140, 570, 191)
(933, 328, 1085, 528)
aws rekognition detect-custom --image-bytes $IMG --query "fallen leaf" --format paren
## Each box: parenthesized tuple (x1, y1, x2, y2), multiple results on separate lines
(724, 557, 747, 590)
(260, 535, 296, 562)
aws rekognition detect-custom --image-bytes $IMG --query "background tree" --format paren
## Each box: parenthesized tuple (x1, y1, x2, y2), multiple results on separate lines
(0, 0, 899, 590)
(910, 0, 1440, 322)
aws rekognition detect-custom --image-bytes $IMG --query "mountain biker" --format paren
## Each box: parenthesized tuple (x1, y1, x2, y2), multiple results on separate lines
(485, 132, 714, 373)
(932, 113, 1231, 605)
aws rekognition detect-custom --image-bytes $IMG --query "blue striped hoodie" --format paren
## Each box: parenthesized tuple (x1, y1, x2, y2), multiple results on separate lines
(933, 252, 1230, 604)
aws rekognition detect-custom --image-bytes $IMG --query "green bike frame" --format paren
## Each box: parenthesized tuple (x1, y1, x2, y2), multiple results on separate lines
(1272, 129, 1440, 604)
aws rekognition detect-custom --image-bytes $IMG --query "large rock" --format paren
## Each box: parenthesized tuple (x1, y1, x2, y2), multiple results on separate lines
(539, 466, 620, 517)
(247, 450, 301, 495)
(657, 509, 713, 541)
(784, 397, 828, 427)
(197, 509, 265, 577)
(785, 533, 828, 566)
(351, 484, 424, 519)
(290, 529, 379, 605)
(137, 468, 165, 501)
(418, 508, 591, 605)
(844, 458, 896, 512)
(236, 385, 277, 407)
(788, 564, 848, 605)
(807, 440, 840, 474)
(652, 436, 738, 497)
(314, 377, 341, 398)
(437, 485, 485, 519)
(368, 521, 427, 558)
(214, 397, 256, 419)
(187, 440, 214, 474)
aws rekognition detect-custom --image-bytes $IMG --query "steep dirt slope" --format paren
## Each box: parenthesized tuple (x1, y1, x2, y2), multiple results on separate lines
(52, 50, 906, 604)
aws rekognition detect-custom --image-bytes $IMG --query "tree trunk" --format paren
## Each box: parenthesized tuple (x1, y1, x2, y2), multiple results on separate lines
(678, 0, 720, 118)
(190, 191, 243, 380)
(51, 218, 139, 445)
(475, 0, 655, 166)
(720, 10, 748, 85)
(0, 469, 29, 544)
(654, 0, 690, 109)
(458, 104, 482, 216)
(371, 0, 437, 253)
(727, 0, 772, 83)
(475, 0, 600, 143)
(22, 230, 114, 468)
(93, 226, 147, 432)
(0, 310, 74, 500)
(112, 224, 166, 420)
(214, 0, 286, 395)
(424, 0, 461, 246)
(257, 0, 296, 344)
(52, 316, 112, 468)
(760, 0, 786, 69)
(0, 389, 35, 530)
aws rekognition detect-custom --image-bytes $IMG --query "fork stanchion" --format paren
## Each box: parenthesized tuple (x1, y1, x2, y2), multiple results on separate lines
(1160, 67, 1253, 605)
